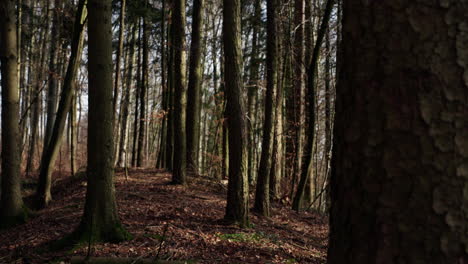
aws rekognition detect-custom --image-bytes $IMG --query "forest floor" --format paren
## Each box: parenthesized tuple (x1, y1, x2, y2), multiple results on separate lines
(0, 169, 328, 264)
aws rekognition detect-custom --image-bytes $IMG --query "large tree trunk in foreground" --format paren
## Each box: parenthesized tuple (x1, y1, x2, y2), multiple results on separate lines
(0, 0, 27, 228)
(35, 0, 86, 209)
(73, 0, 129, 243)
(223, 0, 249, 227)
(328, 1, 468, 263)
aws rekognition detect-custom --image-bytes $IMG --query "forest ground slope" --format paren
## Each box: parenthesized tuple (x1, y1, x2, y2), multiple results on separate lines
(0, 169, 328, 263)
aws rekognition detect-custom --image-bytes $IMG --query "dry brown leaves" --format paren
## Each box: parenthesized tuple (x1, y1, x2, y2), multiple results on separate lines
(0, 169, 328, 264)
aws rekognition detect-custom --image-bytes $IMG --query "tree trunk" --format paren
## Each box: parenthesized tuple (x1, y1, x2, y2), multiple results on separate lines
(156, 0, 167, 169)
(118, 24, 137, 168)
(253, 0, 277, 217)
(35, 0, 86, 209)
(44, 0, 62, 147)
(288, 0, 305, 198)
(223, 0, 249, 227)
(73, 0, 130, 243)
(292, 0, 333, 211)
(137, 9, 149, 168)
(131, 21, 141, 167)
(0, 0, 27, 228)
(186, 0, 204, 175)
(328, 1, 468, 263)
(113, 0, 126, 116)
(171, 0, 187, 184)
(247, 0, 262, 185)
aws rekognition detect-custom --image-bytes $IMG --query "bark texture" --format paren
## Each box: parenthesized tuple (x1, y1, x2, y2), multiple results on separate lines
(254, 0, 278, 217)
(171, 0, 187, 184)
(0, 0, 27, 228)
(74, 0, 129, 242)
(223, 0, 249, 227)
(186, 0, 204, 174)
(35, 0, 86, 209)
(328, 1, 468, 263)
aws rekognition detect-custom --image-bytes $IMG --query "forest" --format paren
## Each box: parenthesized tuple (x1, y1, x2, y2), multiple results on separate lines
(0, 0, 467, 263)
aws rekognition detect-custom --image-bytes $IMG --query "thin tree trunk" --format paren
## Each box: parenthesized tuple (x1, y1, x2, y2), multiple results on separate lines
(113, 0, 126, 115)
(118, 24, 137, 168)
(44, 0, 62, 147)
(292, 0, 334, 211)
(131, 21, 142, 167)
(156, 0, 167, 169)
(137, 9, 149, 167)
(253, 0, 277, 217)
(247, 0, 261, 185)
(171, 0, 187, 184)
(35, 0, 86, 209)
(186, 0, 204, 174)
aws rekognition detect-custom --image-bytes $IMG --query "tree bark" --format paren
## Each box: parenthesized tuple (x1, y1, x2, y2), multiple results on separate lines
(247, 0, 262, 185)
(113, 0, 126, 116)
(0, 0, 27, 228)
(171, 0, 187, 184)
(328, 1, 468, 263)
(186, 0, 204, 175)
(223, 0, 249, 227)
(118, 24, 137, 168)
(253, 0, 278, 217)
(35, 0, 86, 209)
(137, 8, 149, 168)
(44, 0, 62, 149)
(292, 0, 334, 211)
(73, 0, 130, 243)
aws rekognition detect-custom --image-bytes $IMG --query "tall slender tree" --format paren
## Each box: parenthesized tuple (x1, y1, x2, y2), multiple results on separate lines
(44, 0, 62, 148)
(223, 0, 249, 227)
(254, 0, 277, 217)
(137, 4, 149, 167)
(35, 0, 86, 208)
(113, 0, 126, 116)
(186, 0, 205, 174)
(118, 24, 137, 168)
(0, 0, 28, 228)
(171, 0, 187, 184)
(329, 1, 468, 263)
(292, 0, 334, 211)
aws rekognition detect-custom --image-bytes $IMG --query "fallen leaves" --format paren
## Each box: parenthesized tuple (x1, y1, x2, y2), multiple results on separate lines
(0, 168, 328, 263)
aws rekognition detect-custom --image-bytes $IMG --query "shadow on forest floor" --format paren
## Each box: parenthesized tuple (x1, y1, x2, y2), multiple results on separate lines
(0, 169, 328, 264)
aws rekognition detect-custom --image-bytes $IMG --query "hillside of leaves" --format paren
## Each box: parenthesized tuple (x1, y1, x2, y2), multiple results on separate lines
(0, 169, 328, 264)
